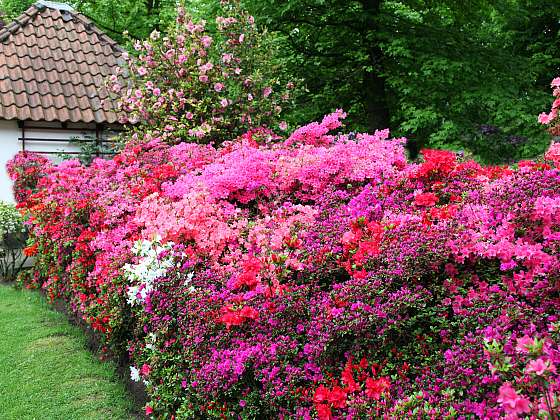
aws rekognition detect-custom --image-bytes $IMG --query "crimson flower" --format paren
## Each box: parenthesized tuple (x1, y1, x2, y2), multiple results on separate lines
(341, 361, 359, 393)
(365, 377, 390, 400)
(414, 192, 439, 207)
(313, 384, 347, 409)
(316, 403, 332, 420)
(218, 305, 259, 328)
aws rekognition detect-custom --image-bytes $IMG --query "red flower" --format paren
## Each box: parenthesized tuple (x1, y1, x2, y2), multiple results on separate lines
(234, 256, 261, 290)
(239, 306, 259, 320)
(23, 243, 38, 256)
(412, 149, 457, 180)
(328, 386, 347, 409)
(313, 384, 330, 404)
(316, 403, 333, 420)
(414, 192, 439, 207)
(218, 305, 259, 328)
(341, 361, 359, 393)
(313, 384, 347, 410)
(365, 377, 390, 400)
(145, 405, 153, 415)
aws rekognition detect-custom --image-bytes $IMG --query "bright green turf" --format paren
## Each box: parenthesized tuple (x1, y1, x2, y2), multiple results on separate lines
(0, 285, 134, 420)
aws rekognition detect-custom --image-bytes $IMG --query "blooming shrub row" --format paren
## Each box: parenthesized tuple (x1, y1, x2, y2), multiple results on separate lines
(9, 106, 560, 418)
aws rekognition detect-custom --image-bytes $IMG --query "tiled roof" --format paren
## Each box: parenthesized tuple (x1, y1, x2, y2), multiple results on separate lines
(0, 1, 124, 124)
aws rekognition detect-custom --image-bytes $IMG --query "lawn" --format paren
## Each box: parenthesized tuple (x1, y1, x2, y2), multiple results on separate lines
(0, 285, 134, 420)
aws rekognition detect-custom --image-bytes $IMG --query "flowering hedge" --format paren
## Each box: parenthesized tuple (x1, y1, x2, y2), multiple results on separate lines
(9, 108, 560, 418)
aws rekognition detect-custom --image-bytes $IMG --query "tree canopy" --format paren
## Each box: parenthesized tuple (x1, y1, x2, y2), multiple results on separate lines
(0, 0, 558, 162)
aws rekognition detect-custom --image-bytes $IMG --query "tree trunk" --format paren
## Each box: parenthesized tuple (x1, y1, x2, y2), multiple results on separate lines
(361, 0, 390, 131)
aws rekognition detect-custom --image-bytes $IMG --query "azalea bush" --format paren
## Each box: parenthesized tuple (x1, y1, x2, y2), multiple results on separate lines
(109, 1, 293, 145)
(9, 109, 560, 418)
(9, 66, 560, 418)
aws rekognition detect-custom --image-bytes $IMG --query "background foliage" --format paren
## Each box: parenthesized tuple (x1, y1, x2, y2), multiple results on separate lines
(1, 0, 558, 161)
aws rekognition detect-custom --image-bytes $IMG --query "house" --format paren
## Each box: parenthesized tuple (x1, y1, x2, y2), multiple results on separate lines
(0, 0, 125, 202)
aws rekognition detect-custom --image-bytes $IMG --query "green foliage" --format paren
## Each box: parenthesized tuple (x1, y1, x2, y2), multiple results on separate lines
(0, 0, 33, 20)
(74, 0, 178, 44)
(0, 0, 178, 43)
(1, 0, 558, 162)
(237, 0, 556, 162)
(0, 201, 24, 243)
(60, 135, 117, 166)
(0, 201, 27, 281)
(380, 0, 554, 161)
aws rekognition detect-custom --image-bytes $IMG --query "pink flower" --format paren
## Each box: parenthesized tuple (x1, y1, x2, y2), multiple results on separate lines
(199, 62, 213, 73)
(497, 383, 531, 415)
(551, 77, 560, 88)
(544, 142, 560, 167)
(220, 98, 229, 108)
(201, 35, 212, 49)
(263, 86, 273, 98)
(515, 335, 535, 353)
(214, 83, 224, 92)
(538, 112, 553, 125)
(140, 363, 151, 376)
(279, 121, 288, 131)
(222, 53, 232, 63)
(199, 75, 209, 83)
(185, 112, 193, 120)
(525, 358, 556, 376)
(239, 33, 245, 43)
(145, 405, 153, 415)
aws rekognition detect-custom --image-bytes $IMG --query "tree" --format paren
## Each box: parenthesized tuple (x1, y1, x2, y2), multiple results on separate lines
(0, 0, 178, 42)
(109, 2, 293, 144)
(238, 0, 556, 161)
(0, 0, 33, 20)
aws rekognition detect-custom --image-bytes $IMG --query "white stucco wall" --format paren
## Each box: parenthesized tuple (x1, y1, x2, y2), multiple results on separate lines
(22, 122, 86, 161)
(0, 120, 22, 203)
(0, 120, 112, 203)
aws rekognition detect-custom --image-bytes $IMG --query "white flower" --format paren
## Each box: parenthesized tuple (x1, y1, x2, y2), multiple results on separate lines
(125, 238, 176, 306)
(184, 272, 194, 287)
(130, 366, 140, 382)
(126, 285, 139, 305)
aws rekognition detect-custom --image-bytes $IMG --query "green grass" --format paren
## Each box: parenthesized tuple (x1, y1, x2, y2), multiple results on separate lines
(0, 285, 134, 420)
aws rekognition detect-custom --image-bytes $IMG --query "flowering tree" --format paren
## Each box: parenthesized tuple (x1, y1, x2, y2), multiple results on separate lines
(109, 1, 293, 145)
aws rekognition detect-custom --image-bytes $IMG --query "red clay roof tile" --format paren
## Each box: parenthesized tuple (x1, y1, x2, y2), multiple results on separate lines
(0, 2, 124, 124)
